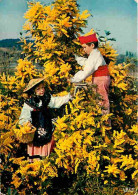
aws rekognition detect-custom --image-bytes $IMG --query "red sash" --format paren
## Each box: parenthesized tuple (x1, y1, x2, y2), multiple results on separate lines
(92, 65, 110, 77)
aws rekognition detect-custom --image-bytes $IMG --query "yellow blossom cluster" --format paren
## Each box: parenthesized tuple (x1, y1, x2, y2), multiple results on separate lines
(0, 59, 42, 95)
(0, 95, 19, 130)
(0, 94, 20, 155)
(0, 74, 17, 91)
(109, 60, 137, 132)
(12, 158, 57, 193)
(21, 0, 90, 90)
(53, 87, 137, 185)
(109, 61, 131, 91)
(0, 94, 21, 193)
(99, 42, 118, 62)
(54, 89, 110, 175)
(15, 58, 41, 83)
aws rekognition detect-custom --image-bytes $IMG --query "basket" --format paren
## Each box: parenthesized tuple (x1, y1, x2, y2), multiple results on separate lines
(14, 120, 36, 144)
(20, 129, 36, 144)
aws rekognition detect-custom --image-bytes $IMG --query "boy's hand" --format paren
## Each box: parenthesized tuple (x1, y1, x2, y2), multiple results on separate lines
(70, 88, 75, 97)
(67, 78, 71, 83)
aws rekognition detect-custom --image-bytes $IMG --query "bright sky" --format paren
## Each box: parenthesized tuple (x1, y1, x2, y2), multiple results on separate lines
(0, 0, 137, 54)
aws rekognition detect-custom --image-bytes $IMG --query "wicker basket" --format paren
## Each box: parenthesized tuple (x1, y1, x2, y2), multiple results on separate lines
(19, 129, 36, 144)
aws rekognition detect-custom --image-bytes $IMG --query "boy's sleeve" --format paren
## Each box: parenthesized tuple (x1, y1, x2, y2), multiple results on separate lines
(71, 52, 105, 83)
(19, 103, 33, 125)
(48, 93, 72, 108)
(70, 56, 94, 83)
(75, 55, 87, 66)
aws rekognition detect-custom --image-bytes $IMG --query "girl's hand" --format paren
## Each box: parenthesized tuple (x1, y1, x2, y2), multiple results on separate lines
(23, 121, 32, 128)
(27, 121, 32, 127)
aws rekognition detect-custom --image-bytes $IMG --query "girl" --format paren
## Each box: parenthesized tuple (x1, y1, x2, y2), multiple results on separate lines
(19, 77, 72, 161)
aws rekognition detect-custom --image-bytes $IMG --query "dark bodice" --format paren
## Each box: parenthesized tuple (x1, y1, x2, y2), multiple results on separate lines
(25, 93, 53, 146)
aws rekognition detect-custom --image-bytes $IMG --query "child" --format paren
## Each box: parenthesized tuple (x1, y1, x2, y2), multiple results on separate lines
(70, 32, 110, 114)
(19, 77, 72, 161)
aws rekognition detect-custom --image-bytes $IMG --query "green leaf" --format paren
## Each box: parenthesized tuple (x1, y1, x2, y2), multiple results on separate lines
(104, 30, 111, 36)
(107, 38, 116, 41)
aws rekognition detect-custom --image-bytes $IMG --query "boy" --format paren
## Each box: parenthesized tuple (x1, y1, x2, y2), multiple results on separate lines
(70, 32, 110, 114)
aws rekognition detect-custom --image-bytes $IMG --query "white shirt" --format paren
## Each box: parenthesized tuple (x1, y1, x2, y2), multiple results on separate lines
(19, 93, 71, 125)
(70, 49, 106, 83)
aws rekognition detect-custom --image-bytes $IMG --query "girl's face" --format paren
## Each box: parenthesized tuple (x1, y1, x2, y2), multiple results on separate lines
(35, 83, 45, 96)
(82, 43, 94, 55)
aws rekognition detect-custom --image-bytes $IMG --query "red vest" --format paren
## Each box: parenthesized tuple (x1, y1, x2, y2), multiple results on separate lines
(92, 65, 110, 77)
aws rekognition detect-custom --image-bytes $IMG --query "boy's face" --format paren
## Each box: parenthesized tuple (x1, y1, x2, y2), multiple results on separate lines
(35, 83, 45, 96)
(82, 43, 94, 55)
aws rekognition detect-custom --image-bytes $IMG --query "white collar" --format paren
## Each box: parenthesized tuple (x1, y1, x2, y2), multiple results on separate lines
(90, 48, 98, 55)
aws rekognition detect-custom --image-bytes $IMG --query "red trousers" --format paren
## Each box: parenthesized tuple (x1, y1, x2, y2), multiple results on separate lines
(92, 76, 111, 114)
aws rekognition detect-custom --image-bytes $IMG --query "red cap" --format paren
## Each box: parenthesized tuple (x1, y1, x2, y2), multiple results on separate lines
(79, 33, 98, 44)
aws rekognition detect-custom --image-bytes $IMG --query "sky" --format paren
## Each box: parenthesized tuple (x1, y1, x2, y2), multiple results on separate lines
(0, 0, 137, 54)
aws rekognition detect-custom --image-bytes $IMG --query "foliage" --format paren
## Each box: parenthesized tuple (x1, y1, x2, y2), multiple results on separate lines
(0, 0, 137, 194)
(12, 158, 58, 195)
(53, 86, 137, 189)
(21, 0, 91, 93)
